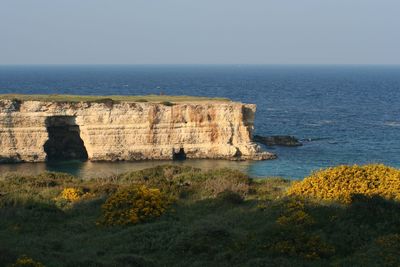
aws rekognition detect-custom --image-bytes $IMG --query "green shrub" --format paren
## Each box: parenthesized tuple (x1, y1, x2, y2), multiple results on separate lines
(267, 198, 335, 260)
(3, 165, 399, 266)
(339, 234, 400, 266)
(174, 220, 233, 256)
(268, 233, 335, 260)
(0, 247, 17, 266)
(160, 101, 174, 106)
(135, 99, 148, 102)
(202, 168, 250, 198)
(92, 98, 114, 104)
(249, 177, 291, 201)
(216, 190, 244, 204)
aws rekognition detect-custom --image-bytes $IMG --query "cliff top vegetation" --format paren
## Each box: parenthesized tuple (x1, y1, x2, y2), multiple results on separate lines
(0, 94, 230, 103)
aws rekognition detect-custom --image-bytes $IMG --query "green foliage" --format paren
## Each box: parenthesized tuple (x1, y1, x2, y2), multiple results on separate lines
(0, 94, 230, 103)
(216, 190, 244, 205)
(345, 234, 400, 266)
(160, 101, 174, 106)
(267, 199, 335, 260)
(174, 218, 233, 257)
(0, 165, 399, 266)
(135, 98, 148, 102)
(91, 98, 119, 105)
(249, 177, 291, 201)
(116, 165, 250, 200)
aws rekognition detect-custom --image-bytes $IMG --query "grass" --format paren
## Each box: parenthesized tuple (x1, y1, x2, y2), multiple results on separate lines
(0, 94, 230, 103)
(1, 165, 400, 266)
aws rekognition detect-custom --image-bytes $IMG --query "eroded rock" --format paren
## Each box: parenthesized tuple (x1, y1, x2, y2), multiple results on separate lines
(0, 99, 275, 162)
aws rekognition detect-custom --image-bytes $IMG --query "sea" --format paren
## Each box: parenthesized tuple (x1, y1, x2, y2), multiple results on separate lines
(0, 65, 399, 179)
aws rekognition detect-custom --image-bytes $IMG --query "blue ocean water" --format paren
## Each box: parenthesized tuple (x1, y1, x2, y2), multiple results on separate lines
(0, 65, 399, 179)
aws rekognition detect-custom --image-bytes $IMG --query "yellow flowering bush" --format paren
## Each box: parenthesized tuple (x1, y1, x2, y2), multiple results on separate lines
(59, 188, 83, 202)
(54, 187, 94, 208)
(287, 164, 400, 203)
(11, 255, 44, 267)
(99, 185, 170, 226)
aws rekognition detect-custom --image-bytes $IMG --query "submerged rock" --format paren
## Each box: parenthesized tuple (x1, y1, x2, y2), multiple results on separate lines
(253, 135, 302, 147)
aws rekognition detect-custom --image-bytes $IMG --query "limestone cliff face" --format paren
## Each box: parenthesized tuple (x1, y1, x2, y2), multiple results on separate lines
(0, 99, 275, 162)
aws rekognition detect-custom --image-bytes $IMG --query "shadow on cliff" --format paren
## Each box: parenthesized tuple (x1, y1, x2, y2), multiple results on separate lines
(43, 116, 88, 162)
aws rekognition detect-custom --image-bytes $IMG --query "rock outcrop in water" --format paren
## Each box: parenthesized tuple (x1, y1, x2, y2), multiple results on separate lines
(0, 99, 275, 162)
(253, 135, 302, 147)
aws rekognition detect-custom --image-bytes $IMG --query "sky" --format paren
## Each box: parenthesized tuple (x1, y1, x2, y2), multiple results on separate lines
(1, 0, 399, 65)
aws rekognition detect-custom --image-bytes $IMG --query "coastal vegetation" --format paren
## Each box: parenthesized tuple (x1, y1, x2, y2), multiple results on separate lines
(288, 164, 400, 203)
(98, 186, 170, 226)
(0, 164, 399, 266)
(0, 94, 230, 103)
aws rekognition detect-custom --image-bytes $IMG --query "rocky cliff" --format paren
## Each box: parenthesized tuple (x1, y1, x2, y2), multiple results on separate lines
(0, 99, 275, 162)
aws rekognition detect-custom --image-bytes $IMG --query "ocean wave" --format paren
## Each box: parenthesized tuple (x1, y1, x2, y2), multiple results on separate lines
(301, 137, 333, 143)
(305, 120, 335, 127)
(384, 121, 400, 127)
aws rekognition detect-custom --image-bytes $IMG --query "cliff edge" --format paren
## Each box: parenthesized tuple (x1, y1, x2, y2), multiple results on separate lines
(0, 97, 275, 162)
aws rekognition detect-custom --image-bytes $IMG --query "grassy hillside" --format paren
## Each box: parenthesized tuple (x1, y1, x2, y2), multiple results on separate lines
(1, 165, 399, 266)
(0, 94, 230, 103)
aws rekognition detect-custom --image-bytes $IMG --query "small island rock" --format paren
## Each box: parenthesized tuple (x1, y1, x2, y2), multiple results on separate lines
(253, 135, 302, 147)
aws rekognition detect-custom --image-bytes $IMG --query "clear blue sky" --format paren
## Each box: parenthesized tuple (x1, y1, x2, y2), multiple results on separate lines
(1, 0, 399, 65)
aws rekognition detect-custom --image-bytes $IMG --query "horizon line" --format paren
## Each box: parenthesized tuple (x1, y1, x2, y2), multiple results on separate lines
(1, 63, 400, 67)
